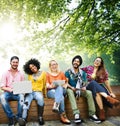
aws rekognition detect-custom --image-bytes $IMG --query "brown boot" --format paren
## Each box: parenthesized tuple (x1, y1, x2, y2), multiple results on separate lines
(60, 112, 71, 124)
(99, 109, 105, 121)
(106, 96, 120, 106)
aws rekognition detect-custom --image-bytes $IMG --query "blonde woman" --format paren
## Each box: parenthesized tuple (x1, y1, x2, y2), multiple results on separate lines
(46, 60, 71, 124)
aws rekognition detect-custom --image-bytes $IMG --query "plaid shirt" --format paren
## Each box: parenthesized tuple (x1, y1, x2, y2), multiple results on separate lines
(81, 65, 108, 83)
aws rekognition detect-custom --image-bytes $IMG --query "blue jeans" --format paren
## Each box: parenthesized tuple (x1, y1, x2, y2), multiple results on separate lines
(22, 91, 44, 119)
(47, 86, 66, 114)
(0, 92, 24, 119)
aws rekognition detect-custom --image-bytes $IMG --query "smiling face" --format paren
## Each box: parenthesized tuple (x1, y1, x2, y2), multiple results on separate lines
(94, 57, 102, 67)
(49, 60, 58, 73)
(72, 58, 80, 69)
(29, 64, 38, 73)
(10, 58, 19, 70)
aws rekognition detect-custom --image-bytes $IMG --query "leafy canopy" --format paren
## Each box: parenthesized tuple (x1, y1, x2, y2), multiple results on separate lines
(0, 0, 120, 60)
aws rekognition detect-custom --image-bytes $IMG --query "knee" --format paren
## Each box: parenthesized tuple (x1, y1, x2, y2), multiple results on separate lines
(37, 99, 44, 106)
(37, 100, 44, 106)
(0, 94, 6, 104)
(38, 102, 44, 106)
(91, 80, 98, 85)
(86, 90, 92, 96)
(57, 86, 63, 91)
(23, 101, 30, 110)
(19, 95, 24, 105)
(67, 89, 74, 96)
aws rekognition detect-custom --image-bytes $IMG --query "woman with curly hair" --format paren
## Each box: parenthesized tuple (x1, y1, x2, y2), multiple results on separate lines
(18, 58, 46, 126)
(81, 57, 120, 121)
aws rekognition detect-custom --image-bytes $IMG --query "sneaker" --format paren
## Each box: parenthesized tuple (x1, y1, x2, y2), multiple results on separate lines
(18, 118, 26, 126)
(89, 114, 101, 123)
(52, 102, 59, 113)
(74, 114, 82, 124)
(8, 118, 14, 126)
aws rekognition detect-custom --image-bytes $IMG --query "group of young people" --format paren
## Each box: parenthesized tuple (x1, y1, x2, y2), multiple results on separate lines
(0, 55, 120, 126)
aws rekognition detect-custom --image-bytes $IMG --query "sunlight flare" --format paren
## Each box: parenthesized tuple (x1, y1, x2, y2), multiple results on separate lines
(0, 22, 16, 41)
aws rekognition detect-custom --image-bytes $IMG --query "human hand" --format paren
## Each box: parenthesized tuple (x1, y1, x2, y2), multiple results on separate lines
(67, 84, 75, 91)
(76, 90, 81, 98)
(91, 73, 96, 79)
(110, 92, 116, 98)
(8, 88, 13, 92)
(71, 87, 76, 91)
(51, 83, 57, 88)
(81, 86, 86, 91)
(62, 83, 68, 89)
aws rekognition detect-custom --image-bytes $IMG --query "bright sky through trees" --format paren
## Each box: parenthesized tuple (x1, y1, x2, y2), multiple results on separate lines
(0, 0, 119, 83)
(0, 22, 16, 41)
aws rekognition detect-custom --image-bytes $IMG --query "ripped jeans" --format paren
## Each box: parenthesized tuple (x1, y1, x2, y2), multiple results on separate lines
(0, 92, 24, 119)
(22, 91, 44, 119)
(47, 86, 66, 114)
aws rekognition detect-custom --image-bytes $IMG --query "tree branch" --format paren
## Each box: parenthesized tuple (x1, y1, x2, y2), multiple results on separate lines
(100, 30, 120, 41)
(82, 0, 96, 32)
(46, 16, 70, 34)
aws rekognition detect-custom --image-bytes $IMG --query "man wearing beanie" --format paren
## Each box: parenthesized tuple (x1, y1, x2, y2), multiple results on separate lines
(65, 55, 101, 124)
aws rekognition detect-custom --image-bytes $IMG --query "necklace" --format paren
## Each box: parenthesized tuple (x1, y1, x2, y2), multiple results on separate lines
(32, 71, 41, 81)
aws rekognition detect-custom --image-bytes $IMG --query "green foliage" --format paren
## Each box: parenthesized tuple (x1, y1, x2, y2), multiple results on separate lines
(0, 0, 71, 24)
(0, 0, 120, 83)
(0, 0, 119, 58)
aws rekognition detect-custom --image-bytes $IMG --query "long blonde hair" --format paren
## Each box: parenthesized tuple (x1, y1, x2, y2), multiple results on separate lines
(49, 60, 60, 73)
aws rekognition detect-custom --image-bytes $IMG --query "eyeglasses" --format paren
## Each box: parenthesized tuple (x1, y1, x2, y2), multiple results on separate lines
(50, 63, 57, 66)
(95, 59, 101, 63)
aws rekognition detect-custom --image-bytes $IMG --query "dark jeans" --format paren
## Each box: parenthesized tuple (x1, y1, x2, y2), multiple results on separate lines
(86, 80, 113, 108)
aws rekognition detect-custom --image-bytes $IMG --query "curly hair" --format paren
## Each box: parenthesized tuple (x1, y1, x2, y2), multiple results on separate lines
(23, 58, 40, 75)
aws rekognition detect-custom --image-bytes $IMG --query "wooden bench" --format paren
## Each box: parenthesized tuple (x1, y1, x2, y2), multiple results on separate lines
(0, 85, 120, 124)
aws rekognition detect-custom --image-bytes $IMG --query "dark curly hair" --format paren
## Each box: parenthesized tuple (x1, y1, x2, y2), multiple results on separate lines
(23, 58, 40, 75)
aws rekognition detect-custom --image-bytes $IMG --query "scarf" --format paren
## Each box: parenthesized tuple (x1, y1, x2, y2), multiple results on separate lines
(69, 67, 83, 98)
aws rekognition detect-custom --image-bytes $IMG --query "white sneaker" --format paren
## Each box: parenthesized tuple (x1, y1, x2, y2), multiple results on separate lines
(89, 114, 101, 123)
(74, 114, 82, 124)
